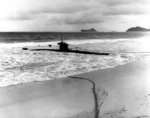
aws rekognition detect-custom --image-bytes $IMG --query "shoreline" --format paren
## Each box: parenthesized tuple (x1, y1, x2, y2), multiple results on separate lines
(0, 52, 143, 88)
(0, 35, 146, 87)
(0, 57, 150, 118)
(1, 56, 144, 88)
(0, 55, 143, 88)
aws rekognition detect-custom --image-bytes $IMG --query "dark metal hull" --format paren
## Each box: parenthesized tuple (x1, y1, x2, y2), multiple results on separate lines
(29, 48, 110, 55)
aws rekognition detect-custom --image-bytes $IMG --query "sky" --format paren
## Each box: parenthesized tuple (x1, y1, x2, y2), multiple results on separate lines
(0, 0, 150, 32)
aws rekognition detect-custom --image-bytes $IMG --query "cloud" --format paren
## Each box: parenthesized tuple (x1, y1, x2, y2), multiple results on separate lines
(101, 0, 150, 16)
(0, 0, 150, 31)
(44, 0, 150, 26)
(3, 0, 148, 21)
(0, 14, 33, 21)
(31, 3, 89, 14)
(102, 0, 149, 6)
(23, 0, 93, 15)
(5, 14, 34, 21)
(103, 5, 149, 16)
(63, 10, 104, 25)
(45, 9, 104, 25)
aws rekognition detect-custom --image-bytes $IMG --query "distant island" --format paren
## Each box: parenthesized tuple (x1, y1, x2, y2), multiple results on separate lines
(126, 26, 150, 32)
(81, 28, 97, 32)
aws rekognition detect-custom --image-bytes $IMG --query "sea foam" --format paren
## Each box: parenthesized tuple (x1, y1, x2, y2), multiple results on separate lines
(0, 38, 148, 87)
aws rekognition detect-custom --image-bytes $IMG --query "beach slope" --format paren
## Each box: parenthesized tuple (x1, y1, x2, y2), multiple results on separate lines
(0, 58, 150, 118)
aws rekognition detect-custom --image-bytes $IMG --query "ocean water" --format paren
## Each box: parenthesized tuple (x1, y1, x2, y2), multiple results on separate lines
(0, 32, 150, 87)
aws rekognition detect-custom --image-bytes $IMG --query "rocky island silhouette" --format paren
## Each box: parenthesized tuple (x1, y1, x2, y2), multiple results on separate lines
(81, 28, 97, 32)
(126, 26, 150, 32)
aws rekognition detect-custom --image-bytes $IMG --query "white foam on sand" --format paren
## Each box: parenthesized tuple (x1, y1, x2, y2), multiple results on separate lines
(0, 38, 148, 87)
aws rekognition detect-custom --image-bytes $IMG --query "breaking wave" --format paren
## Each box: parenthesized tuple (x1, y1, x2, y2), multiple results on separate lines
(0, 37, 149, 87)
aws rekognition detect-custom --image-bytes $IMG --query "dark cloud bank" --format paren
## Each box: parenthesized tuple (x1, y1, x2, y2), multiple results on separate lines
(3, 0, 149, 31)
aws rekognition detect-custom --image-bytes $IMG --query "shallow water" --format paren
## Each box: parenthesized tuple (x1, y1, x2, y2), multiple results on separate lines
(1, 58, 150, 118)
(0, 37, 147, 87)
(0, 32, 150, 117)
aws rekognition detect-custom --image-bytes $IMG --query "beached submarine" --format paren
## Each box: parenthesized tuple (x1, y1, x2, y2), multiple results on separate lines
(22, 37, 110, 56)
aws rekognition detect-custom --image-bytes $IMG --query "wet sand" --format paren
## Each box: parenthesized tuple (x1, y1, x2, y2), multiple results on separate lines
(0, 57, 150, 118)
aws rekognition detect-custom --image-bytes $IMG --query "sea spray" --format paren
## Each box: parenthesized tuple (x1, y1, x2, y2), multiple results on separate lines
(0, 37, 148, 87)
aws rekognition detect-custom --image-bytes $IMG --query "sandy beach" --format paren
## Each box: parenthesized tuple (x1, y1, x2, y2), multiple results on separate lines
(0, 57, 150, 118)
(0, 0, 150, 117)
